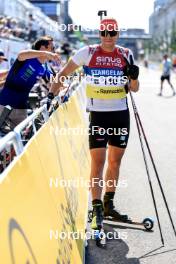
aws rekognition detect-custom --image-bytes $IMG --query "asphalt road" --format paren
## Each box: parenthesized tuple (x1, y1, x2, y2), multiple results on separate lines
(85, 65, 176, 264)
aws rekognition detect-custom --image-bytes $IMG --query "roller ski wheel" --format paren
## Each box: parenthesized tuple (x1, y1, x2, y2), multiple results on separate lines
(143, 218, 154, 231)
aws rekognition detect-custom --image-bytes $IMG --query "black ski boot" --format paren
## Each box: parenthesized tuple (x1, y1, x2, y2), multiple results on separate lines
(103, 192, 128, 221)
(91, 200, 104, 230)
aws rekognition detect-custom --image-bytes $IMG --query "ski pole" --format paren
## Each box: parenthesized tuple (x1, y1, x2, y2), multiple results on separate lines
(130, 92, 176, 238)
(130, 91, 164, 245)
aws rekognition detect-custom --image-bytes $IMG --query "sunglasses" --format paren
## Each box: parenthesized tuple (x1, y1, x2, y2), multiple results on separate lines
(100, 30, 118, 37)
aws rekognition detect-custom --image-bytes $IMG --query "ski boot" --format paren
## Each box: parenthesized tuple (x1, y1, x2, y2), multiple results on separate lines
(103, 193, 128, 222)
(91, 200, 104, 230)
(91, 200, 106, 246)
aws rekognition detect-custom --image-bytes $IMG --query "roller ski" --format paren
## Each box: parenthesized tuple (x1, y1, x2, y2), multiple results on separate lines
(89, 195, 154, 232)
(90, 201, 106, 247)
(103, 214, 154, 231)
(104, 193, 154, 231)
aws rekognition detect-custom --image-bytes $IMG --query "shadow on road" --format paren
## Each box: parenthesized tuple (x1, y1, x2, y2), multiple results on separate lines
(157, 94, 175, 98)
(139, 246, 176, 259)
(85, 224, 140, 264)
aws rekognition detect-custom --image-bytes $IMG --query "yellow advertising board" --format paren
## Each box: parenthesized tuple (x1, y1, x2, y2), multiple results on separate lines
(0, 95, 90, 264)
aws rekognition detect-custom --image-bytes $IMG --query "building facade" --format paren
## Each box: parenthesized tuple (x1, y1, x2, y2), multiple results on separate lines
(29, 0, 71, 24)
(29, 0, 60, 21)
(149, 0, 176, 37)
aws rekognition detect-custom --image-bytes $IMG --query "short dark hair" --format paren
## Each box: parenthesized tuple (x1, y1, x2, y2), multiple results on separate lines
(32, 36, 53, 50)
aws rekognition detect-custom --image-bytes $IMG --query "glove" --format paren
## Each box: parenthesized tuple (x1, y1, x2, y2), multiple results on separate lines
(47, 92, 54, 110)
(124, 54, 139, 80)
(127, 64, 139, 80)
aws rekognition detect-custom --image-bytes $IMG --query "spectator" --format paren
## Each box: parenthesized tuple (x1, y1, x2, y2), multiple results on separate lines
(0, 16, 27, 40)
(0, 15, 50, 41)
(61, 42, 72, 61)
(28, 14, 38, 42)
(0, 36, 60, 130)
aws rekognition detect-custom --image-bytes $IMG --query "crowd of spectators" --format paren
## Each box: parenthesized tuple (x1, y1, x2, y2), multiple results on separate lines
(0, 14, 46, 42)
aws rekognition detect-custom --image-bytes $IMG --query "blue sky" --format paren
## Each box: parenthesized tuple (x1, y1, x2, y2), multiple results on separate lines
(69, 0, 154, 33)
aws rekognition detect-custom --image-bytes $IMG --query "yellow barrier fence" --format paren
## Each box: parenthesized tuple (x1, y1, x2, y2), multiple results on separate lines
(0, 93, 90, 264)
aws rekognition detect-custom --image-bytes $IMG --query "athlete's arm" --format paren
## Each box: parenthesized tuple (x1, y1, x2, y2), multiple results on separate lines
(49, 59, 79, 95)
(49, 46, 89, 95)
(18, 50, 60, 62)
(129, 79, 139, 92)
